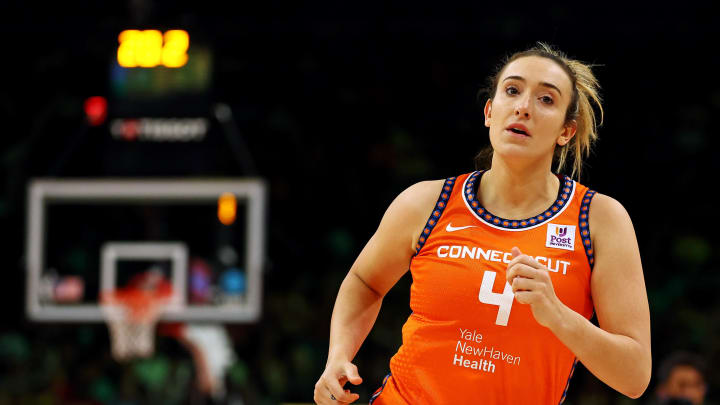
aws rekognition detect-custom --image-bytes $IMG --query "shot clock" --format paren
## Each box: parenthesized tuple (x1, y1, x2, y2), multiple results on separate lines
(110, 29, 212, 117)
(99, 28, 223, 175)
(117, 29, 190, 68)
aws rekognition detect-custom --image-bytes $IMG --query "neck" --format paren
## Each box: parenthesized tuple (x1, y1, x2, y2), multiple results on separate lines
(479, 155, 560, 220)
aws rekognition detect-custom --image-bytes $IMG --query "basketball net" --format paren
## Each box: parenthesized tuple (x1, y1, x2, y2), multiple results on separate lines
(101, 271, 174, 361)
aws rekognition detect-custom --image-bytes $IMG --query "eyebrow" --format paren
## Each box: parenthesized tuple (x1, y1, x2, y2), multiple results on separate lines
(502, 75, 563, 96)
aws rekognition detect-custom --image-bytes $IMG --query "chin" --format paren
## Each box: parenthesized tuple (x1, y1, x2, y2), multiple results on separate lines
(491, 143, 536, 160)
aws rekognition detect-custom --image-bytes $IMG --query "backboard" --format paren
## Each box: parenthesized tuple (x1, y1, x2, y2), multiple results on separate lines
(25, 178, 266, 322)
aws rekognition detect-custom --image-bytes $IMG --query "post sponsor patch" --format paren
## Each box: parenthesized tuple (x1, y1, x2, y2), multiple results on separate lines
(545, 224, 576, 251)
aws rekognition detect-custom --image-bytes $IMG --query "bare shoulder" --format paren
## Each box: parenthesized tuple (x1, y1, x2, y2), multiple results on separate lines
(380, 179, 446, 251)
(588, 193, 628, 215)
(587, 193, 637, 252)
(392, 179, 446, 215)
(383, 179, 445, 229)
(588, 193, 633, 227)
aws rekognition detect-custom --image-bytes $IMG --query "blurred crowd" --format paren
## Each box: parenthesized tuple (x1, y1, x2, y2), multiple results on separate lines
(2, 2, 720, 404)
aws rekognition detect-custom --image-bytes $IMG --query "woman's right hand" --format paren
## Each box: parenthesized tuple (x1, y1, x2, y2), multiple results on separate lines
(314, 359, 363, 404)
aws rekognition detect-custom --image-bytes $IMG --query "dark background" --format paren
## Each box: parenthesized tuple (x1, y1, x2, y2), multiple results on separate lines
(1, 1, 719, 404)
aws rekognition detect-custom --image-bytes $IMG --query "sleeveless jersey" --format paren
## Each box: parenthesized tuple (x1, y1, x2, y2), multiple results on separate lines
(370, 171, 596, 405)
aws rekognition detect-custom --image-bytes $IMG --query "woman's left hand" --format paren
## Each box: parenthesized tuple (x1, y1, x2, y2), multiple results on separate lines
(505, 246, 567, 329)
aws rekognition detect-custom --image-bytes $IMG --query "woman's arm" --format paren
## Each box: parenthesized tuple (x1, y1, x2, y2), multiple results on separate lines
(559, 194, 651, 397)
(314, 180, 444, 405)
(506, 193, 651, 398)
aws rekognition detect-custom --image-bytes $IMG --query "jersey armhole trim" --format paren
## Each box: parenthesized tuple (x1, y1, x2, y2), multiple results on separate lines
(414, 177, 456, 255)
(369, 373, 392, 404)
(578, 189, 597, 270)
(558, 358, 578, 404)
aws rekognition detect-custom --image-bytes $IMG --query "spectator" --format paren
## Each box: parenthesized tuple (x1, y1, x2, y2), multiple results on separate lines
(654, 351, 707, 405)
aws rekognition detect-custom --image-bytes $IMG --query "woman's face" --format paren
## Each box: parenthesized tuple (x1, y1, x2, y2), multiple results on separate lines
(484, 56, 576, 165)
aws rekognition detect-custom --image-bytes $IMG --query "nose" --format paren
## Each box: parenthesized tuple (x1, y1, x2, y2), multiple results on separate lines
(514, 94, 531, 118)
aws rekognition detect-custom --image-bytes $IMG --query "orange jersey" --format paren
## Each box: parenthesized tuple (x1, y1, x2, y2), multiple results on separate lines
(370, 171, 596, 405)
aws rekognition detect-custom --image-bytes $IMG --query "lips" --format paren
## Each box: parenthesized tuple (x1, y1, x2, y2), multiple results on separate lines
(506, 123, 531, 137)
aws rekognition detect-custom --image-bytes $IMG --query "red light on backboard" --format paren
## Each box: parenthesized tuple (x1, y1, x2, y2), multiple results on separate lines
(84, 96, 108, 126)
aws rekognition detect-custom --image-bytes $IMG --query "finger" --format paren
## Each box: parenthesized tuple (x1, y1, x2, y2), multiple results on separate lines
(334, 388, 356, 404)
(313, 384, 327, 405)
(511, 253, 543, 270)
(318, 386, 354, 405)
(314, 381, 329, 405)
(505, 250, 540, 273)
(326, 378, 359, 404)
(344, 363, 363, 385)
(316, 385, 352, 405)
(330, 388, 354, 405)
(511, 276, 541, 292)
(513, 290, 536, 304)
(506, 263, 538, 284)
(341, 389, 356, 404)
(507, 246, 544, 268)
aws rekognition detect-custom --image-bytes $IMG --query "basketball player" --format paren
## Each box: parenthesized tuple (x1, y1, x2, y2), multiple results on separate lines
(314, 43, 651, 404)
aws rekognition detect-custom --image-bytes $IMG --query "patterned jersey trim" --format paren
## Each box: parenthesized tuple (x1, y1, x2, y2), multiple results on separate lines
(414, 177, 456, 254)
(462, 170, 576, 232)
(578, 189, 597, 270)
(368, 373, 392, 404)
(558, 358, 578, 404)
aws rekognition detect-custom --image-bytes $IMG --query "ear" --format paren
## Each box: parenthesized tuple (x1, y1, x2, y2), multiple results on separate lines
(557, 120, 577, 146)
(484, 99, 492, 128)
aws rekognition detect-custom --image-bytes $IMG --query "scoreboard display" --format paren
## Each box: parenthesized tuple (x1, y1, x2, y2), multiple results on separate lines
(94, 28, 240, 177)
(110, 29, 212, 117)
(117, 29, 190, 68)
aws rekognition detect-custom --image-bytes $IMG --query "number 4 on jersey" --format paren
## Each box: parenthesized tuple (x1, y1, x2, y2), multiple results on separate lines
(478, 271, 514, 326)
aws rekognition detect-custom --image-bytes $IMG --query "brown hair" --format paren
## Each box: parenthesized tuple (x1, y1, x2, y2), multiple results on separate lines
(476, 42, 603, 179)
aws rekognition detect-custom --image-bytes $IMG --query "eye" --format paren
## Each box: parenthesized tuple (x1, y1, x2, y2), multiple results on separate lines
(539, 95, 554, 105)
(505, 85, 519, 96)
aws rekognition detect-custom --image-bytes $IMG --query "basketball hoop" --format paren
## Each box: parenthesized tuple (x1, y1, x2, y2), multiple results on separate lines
(101, 272, 174, 361)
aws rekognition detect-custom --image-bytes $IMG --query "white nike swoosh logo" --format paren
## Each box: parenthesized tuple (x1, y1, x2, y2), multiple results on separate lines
(445, 223, 478, 232)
